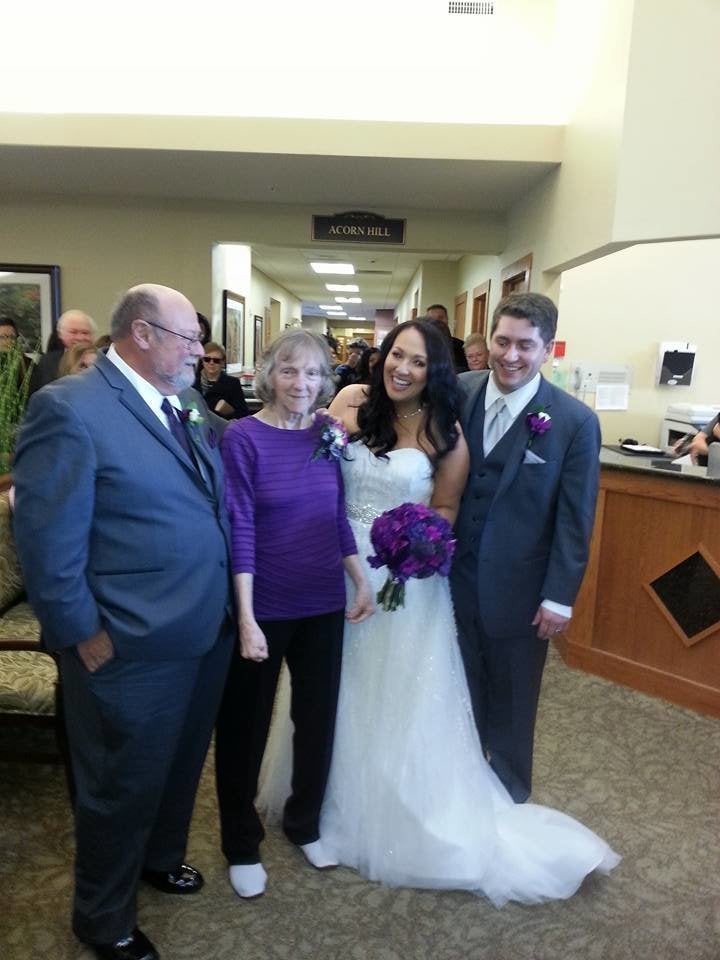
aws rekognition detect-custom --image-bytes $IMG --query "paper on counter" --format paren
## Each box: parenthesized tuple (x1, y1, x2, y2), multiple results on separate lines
(621, 443, 664, 454)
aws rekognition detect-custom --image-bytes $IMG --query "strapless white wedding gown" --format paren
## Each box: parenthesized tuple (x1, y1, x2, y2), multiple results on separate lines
(258, 442, 619, 906)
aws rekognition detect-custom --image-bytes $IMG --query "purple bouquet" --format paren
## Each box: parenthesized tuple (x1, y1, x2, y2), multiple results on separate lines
(368, 502, 457, 612)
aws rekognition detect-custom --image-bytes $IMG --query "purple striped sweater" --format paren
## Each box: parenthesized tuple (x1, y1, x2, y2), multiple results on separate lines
(221, 416, 357, 620)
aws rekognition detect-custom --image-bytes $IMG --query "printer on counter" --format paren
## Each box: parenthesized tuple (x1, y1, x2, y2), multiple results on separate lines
(660, 402, 720, 448)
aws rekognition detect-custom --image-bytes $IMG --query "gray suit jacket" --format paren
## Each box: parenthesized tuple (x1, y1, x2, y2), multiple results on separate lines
(455, 370, 601, 636)
(13, 352, 233, 659)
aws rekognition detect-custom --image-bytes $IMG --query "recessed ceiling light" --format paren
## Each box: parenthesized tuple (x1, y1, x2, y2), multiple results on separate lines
(319, 305, 339, 310)
(325, 283, 360, 292)
(327, 311, 347, 316)
(348, 316, 366, 321)
(311, 262, 355, 275)
(335, 297, 362, 304)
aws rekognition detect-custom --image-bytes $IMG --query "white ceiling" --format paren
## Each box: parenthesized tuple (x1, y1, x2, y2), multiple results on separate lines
(251, 244, 460, 328)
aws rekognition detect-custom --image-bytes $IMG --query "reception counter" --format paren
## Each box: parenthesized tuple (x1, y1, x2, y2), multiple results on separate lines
(557, 447, 720, 717)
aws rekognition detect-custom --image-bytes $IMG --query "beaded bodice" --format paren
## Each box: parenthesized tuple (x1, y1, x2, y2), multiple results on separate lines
(342, 441, 433, 525)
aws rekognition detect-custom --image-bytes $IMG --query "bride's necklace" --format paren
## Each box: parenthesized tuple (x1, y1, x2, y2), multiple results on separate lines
(396, 406, 424, 421)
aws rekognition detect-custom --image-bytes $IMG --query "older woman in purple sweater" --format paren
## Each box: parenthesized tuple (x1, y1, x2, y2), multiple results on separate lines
(215, 329, 373, 900)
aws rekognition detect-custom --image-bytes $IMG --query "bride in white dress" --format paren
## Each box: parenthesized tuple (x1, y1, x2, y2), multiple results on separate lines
(259, 321, 619, 906)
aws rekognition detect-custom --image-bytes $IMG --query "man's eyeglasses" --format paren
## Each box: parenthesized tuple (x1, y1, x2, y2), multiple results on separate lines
(202, 357, 223, 365)
(143, 319, 203, 347)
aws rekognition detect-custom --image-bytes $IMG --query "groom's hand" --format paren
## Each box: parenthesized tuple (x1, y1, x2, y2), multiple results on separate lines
(532, 605, 570, 641)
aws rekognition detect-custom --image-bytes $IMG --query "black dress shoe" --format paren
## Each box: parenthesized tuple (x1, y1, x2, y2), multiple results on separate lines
(142, 862, 204, 894)
(87, 927, 159, 960)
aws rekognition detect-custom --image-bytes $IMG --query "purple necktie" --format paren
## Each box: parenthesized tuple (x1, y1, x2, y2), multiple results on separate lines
(161, 398, 194, 461)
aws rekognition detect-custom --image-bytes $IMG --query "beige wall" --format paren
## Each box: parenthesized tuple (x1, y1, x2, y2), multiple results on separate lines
(249, 266, 302, 354)
(418, 262, 459, 322)
(612, 0, 720, 243)
(0, 195, 504, 336)
(395, 265, 422, 325)
(558, 238, 720, 443)
(455, 255, 503, 338)
(502, 0, 720, 290)
(501, 0, 635, 284)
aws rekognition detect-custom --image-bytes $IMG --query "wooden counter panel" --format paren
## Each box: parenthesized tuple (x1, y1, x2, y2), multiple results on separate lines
(562, 465, 720, 716)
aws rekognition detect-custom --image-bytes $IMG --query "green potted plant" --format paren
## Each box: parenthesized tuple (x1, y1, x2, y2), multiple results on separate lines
(0, 339, 32, 475)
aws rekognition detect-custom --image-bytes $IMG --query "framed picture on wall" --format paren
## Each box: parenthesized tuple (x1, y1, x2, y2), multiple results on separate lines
(253, 316, 264, 367)
(222, 289, 245, 374)
(0, 263, 61, 353)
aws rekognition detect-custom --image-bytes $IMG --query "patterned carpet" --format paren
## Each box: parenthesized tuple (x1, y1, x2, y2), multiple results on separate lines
(2, 647, 719, 960)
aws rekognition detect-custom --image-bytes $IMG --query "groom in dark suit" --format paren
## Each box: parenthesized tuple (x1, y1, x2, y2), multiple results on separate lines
(451, 293, 600, 803)
(13, 284, 234, 960)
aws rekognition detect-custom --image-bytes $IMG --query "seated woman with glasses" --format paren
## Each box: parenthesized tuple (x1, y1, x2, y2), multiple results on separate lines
(193, 341, 250, 420)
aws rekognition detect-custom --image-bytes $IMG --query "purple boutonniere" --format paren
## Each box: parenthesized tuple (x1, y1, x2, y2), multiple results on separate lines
(312, 413, 348, 462)
(526, 408, 551, 448)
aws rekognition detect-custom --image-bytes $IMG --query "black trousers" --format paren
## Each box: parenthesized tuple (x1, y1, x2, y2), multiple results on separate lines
(60, 624, 234, 944)
(214, 609, 344, 864)
(451, 553, 548, 803)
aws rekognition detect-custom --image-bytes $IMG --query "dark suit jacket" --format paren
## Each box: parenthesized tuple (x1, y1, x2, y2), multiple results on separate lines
(455, 370, 601, 636)
(451, 336, 469, 373)
(193, 370, 250, 420)
(13, 352, 233, 660)
(28, 349, 63, 395)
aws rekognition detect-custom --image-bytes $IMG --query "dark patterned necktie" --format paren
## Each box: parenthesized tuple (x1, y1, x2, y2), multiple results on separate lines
(161, 398, 194, 461)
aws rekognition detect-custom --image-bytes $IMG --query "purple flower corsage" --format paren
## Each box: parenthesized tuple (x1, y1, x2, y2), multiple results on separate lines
(312, 414, 348, 462)
(526, 408, 551, 448)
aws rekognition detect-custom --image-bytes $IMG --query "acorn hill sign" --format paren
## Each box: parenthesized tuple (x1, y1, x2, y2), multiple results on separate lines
(312, 211, 406, 245)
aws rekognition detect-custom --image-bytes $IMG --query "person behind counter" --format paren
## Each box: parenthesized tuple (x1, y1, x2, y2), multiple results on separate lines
(193, 341, 250, 420)
(674, 414, 720, 464)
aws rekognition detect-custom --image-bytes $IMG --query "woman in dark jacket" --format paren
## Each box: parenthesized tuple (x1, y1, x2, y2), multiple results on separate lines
(194, 341, 250, 420)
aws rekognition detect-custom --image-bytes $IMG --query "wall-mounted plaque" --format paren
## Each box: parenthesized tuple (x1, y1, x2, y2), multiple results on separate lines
(312, 211, 406, 245)
(644, 544, 720, 647)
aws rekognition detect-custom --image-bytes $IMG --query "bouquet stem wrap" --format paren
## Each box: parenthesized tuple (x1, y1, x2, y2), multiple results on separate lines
(367, 502, 456, 612)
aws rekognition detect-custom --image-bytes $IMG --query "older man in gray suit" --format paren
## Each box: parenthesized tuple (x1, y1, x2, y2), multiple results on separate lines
(451, 293, 600, 803)
(13, 284, 234, 960)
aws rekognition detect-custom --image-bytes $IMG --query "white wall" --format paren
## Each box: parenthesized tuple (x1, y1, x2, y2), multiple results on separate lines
(558, 238, 720, 443)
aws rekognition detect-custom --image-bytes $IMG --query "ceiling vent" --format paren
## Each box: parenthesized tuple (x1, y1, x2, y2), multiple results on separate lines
(448, 1, 495, 14)
(356, 269, 393, 276)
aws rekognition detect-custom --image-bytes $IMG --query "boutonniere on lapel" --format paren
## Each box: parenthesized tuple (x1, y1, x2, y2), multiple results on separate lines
(526, 408, 552, 448)
(180, 402, 217, 449)
(311, 413, 348, 462)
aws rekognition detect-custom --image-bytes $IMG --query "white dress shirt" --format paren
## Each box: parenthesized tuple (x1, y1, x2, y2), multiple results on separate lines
(106, 344, 181, 427)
